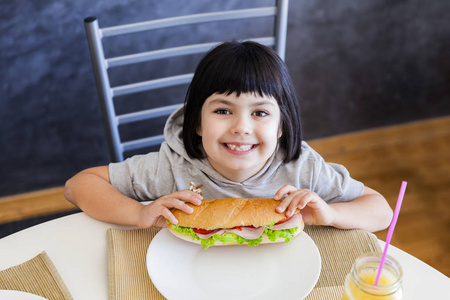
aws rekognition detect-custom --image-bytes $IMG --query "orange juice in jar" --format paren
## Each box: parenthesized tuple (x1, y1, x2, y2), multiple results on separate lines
(342, 252, 403, 300)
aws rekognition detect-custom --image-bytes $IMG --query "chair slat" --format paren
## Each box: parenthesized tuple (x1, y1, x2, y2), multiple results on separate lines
(111, 74, 193, 97)
(106, 37, 275, 68)
(117, 104, 181, 125)
(107, 42, 219, 68)
(122, 135, 166, 152)
(101, 7, 277, 37)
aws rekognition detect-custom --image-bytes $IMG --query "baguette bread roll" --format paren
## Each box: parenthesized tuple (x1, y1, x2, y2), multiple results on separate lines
(171, 198, 300, 230)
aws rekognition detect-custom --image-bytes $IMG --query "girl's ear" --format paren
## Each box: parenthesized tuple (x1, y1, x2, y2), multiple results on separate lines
(196, 126, 203, 136)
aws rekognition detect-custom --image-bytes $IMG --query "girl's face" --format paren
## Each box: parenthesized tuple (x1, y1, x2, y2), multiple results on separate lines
(197, 92, 282, 182)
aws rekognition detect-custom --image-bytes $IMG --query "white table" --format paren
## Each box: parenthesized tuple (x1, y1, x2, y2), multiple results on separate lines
(0, 212, 449, 299)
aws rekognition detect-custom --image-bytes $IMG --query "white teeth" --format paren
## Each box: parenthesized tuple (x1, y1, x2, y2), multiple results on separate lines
(226, 144, 253, 151)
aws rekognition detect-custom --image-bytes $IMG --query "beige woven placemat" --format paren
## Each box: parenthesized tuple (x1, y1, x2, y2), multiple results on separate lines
(0, 251, 73, 300)
(304, 226, 381, 300)
(107, 227, 164, 300)
(107, 226, 381, 300)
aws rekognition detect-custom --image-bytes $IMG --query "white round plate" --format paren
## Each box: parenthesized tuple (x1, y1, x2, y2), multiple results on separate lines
(147, 228, 321, 300)
(0, 290, 48, 299)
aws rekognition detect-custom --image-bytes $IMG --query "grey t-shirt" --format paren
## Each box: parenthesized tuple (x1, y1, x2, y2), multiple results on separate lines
(109, 107, 364, 202)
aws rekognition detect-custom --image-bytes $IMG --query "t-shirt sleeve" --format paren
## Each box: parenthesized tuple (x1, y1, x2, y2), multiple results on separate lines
(301, 145, 364, 203)
(109, 155, 147, 200)
(312, 159, 364, 203)
(109, 157, 138, 200)
(108, 151, 174, 201)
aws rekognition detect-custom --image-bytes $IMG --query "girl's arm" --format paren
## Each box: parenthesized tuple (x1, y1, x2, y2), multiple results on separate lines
(64, 166, 202, 228)
(274, 185, 393, 232)
(327, 187, 393, 232)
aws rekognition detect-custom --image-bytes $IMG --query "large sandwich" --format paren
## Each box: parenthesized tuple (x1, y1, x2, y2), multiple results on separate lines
(167, 198, 304, 249)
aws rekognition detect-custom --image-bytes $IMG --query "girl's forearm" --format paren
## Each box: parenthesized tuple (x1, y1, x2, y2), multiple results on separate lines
(328, 187, 393, 232)
(64, 168, 143, 227)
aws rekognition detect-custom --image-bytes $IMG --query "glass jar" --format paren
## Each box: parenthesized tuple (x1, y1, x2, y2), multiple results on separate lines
(342, 252, 403, 300)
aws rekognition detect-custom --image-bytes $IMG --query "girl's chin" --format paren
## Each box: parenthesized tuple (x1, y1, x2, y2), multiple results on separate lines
(223, 163, 266, 175)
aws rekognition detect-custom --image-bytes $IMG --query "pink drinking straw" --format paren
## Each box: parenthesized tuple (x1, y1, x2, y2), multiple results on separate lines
(374, 181, 407, 286)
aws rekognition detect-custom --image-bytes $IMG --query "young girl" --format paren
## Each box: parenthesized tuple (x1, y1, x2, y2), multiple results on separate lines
(65, 41, 393, 232)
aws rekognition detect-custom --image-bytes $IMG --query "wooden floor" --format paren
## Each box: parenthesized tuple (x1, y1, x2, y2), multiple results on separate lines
(0, 187, 77, 224)
(1, 116, 449, 276)
(308, 116, 450, 277)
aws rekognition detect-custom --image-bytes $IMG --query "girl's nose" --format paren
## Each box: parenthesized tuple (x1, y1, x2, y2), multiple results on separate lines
(231, 115, 253, 135)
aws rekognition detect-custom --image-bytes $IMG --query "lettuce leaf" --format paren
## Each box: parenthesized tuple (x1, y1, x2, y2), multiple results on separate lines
(168, 221, 299, 250)
(168, 223, 262, 249)
(264, 226, 299, 243)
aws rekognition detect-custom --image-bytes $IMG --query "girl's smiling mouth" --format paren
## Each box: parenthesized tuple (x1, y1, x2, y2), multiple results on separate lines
(223, 143, 257, 153)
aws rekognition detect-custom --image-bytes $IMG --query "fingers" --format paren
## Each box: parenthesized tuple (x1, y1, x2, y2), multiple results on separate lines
(273, 187, 332, 226)
(138, 190, 203, 228)
(159, 191, 201, 211)
(168, 197, 196, 214)
(153, 190, 203, 223)
(274, 185, 299, 214)
(170, 190, 203, 205)
(274, 184, 297, 200)
(146, 200, 183, 226)
(275, 188, 318, 217)
(161, 207, 178, 224)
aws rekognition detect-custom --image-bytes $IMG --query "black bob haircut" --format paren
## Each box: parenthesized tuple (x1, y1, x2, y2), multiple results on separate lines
(182, 41, 302, 163)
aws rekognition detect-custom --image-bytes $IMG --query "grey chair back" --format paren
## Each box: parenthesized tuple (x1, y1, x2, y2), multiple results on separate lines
(84, 0, 289, 162)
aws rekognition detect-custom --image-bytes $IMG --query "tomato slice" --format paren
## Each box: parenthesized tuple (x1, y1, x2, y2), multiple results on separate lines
(194, 225, 256, 234)
(275, 215, 293, 225)
(235, 225, 256, 231)
(193, 228, 217, 235)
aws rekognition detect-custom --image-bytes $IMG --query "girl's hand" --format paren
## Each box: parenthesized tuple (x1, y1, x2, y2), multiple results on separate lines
(274, 185, 333, 226)
(136, 190, 203, 228)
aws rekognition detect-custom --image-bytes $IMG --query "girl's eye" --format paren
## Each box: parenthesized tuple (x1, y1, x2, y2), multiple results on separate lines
(214, 109, 230, 115)
(253, 110, 268, 117)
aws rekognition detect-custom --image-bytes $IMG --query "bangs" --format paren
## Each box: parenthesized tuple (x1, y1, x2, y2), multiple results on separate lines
(197, 42, 283, 100)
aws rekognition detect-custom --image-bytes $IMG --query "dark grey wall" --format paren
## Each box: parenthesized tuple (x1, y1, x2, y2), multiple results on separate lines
(1, 0, 449, 197)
